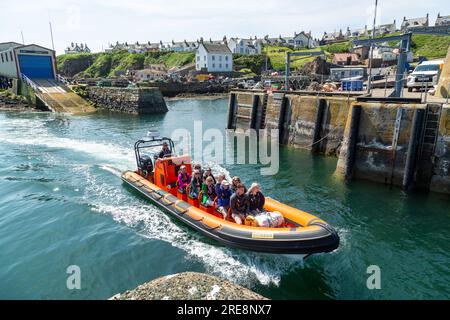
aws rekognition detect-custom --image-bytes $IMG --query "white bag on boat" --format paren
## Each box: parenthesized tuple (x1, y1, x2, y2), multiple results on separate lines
(269, 211, 284, 228)
(254, 211, 284, 228)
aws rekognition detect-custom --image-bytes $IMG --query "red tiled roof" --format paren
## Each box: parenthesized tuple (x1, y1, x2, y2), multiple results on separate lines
(333, 53, 359, 62)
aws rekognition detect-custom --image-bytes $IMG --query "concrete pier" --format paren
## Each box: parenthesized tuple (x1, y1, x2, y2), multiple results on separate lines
(228, 89, 450, 194)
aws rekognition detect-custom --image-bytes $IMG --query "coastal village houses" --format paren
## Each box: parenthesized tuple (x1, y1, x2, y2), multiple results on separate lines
(195, 42, 233, 73)
(435, 13, 450, 26)
(105, 41, 159, 53)
(262, 32, 316, 49)
(227, 37, 262, 55)
(401, 14, 429, 31)
(65, 43, 90, 54)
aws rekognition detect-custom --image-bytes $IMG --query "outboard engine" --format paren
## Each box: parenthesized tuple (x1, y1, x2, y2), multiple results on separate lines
(139, 155, 153, 179)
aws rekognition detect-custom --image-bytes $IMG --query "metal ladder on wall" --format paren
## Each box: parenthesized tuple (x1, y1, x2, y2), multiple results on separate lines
(260, 94, 269, 129)
(416, 104, 442, 187)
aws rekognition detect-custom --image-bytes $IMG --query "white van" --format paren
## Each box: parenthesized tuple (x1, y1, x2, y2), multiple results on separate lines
(407, 60, 444, 92)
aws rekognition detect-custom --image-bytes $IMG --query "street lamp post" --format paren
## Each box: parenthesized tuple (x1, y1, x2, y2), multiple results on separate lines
(367, 0, 379, 94)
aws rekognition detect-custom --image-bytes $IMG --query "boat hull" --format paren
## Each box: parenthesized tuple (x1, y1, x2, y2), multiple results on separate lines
(121, 171, 340, 255)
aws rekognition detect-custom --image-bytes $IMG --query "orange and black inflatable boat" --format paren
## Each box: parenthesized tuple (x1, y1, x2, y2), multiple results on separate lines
(121, 137, 339, 255)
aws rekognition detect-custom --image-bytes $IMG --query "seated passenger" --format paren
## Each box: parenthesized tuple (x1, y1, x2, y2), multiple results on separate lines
(193, 163, 203, 177)
(215, 173, 226, 195)
(247, 183, 266, 216)
(231, 176, 246, 193)
(230, 183, 249, 225)
(247, 183, 285, 228)
(201, 176, 217, 207)
(203, 167, 216, 184)
(189, 170, 202, 199)
(158, 142, 172, 159)
(177, 165, 190, 194)
(216, 180, 232, 219)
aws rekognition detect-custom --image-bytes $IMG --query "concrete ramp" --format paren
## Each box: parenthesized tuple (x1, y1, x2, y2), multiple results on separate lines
(27, 77, 96, 114)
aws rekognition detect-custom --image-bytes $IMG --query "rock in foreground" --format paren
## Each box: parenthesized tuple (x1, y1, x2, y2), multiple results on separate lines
(110, 272, 268, 300)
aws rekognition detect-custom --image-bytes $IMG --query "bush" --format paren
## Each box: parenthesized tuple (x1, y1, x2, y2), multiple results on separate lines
(233, 54, 266, 73)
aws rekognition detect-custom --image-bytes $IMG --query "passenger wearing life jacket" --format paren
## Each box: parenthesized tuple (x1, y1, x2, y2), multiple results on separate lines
(247, 182, 266, 216)
(201, 176, 217, 207)
(230, 183, 249, 225)
(203, 167, 216, 184)
(189, 170, 202, 199)
(177, 165, 190, 194)
(158, 142, 172, 159)
(216, 180, 232, 219)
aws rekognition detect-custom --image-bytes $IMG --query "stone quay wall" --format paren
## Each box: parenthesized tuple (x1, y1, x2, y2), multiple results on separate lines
(86, 87, 168, 114)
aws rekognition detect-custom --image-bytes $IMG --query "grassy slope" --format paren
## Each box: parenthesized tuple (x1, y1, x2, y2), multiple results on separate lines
(411, 34, 450, 60)
(57, 50, 195, 78)
(263, 46, 326, 70)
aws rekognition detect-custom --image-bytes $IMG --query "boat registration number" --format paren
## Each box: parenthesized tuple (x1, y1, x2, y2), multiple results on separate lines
(252, 232, 274, 239)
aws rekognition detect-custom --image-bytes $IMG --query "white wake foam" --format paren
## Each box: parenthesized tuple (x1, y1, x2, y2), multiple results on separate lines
(89, 165, 304, 287)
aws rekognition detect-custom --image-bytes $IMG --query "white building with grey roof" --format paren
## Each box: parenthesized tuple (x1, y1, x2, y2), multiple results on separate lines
(195, 42, 232, 72)
(401, 14, 429, 31)
(435, 13, 450, 26)
(227, 37, 262, 55)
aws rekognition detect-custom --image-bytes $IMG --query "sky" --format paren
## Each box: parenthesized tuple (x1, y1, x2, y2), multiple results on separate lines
(0, 0, 447, 54)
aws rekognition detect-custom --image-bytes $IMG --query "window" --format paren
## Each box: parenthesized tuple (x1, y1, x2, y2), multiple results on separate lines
(226, 64, 228, 69)
(219, 56, 222, 61)
(212, 55, 215, 61)
(204, 55, 206, 60)
(10, 52, 13, 61)
(225, 56, 229, 61)
(5, 52, 8, 62)
(1, 53, 3, 63)
(219, 64, 222, 68)
(212, 64, 215, 68)
(197, 56, 200, 61)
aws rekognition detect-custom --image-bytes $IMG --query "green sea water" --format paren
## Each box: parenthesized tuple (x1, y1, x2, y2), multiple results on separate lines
(0, 98, 449, 299)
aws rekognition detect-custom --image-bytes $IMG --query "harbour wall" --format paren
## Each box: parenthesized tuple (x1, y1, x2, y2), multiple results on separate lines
(86, 87, 168, 114)
(148, 81, 231, 97)
(227, 89, 450, 194)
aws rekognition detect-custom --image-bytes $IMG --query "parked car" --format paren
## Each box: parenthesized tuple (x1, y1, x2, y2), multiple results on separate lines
(407, 60, 444, 92)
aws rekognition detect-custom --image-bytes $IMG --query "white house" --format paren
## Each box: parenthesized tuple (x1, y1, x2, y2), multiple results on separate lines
(195, 42, 233, 72)
(346, 26, 368, 38)
(375, 20, 397, 35)
(227, 37, 262, 55)
(401, 14, 429, 31)
(435, 13, 450, 26)
(291, 31, 315, 49)
(372, 47, 397, 62)
(169, 40, 199, 52)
